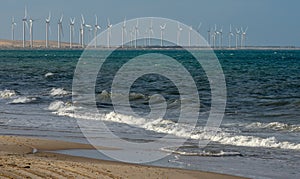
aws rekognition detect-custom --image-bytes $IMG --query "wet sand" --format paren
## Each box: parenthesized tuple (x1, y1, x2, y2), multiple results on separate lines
(0, 135, 246, 179)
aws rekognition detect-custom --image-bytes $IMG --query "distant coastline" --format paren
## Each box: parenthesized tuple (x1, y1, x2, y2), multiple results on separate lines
(0, 39, 299, 50)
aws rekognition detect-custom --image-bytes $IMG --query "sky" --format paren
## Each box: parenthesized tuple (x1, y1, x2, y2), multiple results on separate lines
(0, 0, 300, 46)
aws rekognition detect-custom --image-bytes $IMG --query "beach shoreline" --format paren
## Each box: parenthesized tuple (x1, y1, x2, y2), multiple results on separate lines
(0, 135, 246, 179)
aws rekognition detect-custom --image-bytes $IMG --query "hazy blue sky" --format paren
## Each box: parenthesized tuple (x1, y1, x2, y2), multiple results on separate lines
(0, 0, 299, 46)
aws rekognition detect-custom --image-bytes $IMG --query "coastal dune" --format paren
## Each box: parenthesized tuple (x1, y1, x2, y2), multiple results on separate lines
(0, 135, 246, 179)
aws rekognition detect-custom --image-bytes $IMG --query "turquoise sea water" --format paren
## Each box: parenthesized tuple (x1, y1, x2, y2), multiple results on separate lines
(0, 49, 299, 178)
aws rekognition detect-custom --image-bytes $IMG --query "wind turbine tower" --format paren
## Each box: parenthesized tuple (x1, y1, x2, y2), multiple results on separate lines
(11, 17, 17, 41)
(148, 19, 154, 47)
(177, 23, 182, 45)
(134, 19, 139, 48)
(188, 26, 193, 47)
(69, 18, 75, 48)
(228, 24, 234, 48)
(160, 23, 166, 47)
(45, 12, 51, 48)
(121, 18, 126, 48)
(57, 14, 63, 48)
(94, 15, 101, 48)
(22, 6, 28, 48)
(241, 27, 248, 48)
(235, 28, 240, 49)
(80, 15, 91, 48)
(106, 18, 112, 48)
(29, 17, 35, 48)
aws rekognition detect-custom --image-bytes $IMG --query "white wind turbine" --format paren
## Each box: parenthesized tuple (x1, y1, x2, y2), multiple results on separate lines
(69, 17, 75, 48)
(241, 27, 248, 48)
(207, 26, 211, 46)
(57, 14, 64, 48)
(148, 19, 154, 47)
(11, 17, 17, 41)
(22, 6, 28, 48)
(228, 24, 234, 48)
(196, 23, 202, 46)
(121, 17, 126, 48)
(218, 26, 223, 48)
(29, 17, 36, 48)
(106, 18, 112, 48)
(213, 24, 218, 48)
(235, 27, 240, 49)
(188, 26, 193, 47)
(45, 12, 51, 48)
(80, 14, 92, 48)
(177, 22, 183, 45)
(134, 19, 139, 48)
(160, 23, 166, 47)
(94, 15, 101, 48)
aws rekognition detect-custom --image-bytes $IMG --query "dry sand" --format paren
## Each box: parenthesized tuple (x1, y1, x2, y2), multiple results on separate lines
(0, 135, 247, 179)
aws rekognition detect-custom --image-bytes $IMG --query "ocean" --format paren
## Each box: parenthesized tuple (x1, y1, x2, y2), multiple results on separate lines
(0, 49, 299, 178)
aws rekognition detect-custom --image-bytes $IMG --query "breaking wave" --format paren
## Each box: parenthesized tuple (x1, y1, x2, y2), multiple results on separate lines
(245, 122, 300, 132)
(50, 88, 70, 97)
(49, 101, 300, 150)
(0, 90, 17, 99)
(9, 96, 37, 104)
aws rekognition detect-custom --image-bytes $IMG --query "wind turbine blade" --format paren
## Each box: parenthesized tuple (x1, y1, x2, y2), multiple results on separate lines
(25, 6, 27, 18)
(25, 21, 29, 29)
(81, 14, 85, 24)
(95, 15, 98, 25)
(197, 22, 202, 30)
(60, 14, 63, 22)
(245, 26, 248, 33)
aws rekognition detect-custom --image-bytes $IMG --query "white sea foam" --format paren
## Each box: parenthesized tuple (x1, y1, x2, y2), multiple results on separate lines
(161, 147, 242, 156)
(50, 103, 300, 150)
(10, 97, 37, 104)
(0, 90, 17, 99)
(45, 72, 54, 77)
(245, 122, 300, 132)
(50, 88, 70, 96)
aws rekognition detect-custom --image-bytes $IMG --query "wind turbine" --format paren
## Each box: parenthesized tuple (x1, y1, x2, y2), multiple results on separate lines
(213, 24, 218, 48)
(29, 17, 35, 48)
(235, 28, 240, 49)
(218, 26, 223, 48)
(69, 17, 75, 48)
(106, 18, 112, 48)
(228, 24, 234, 48)
(196, 22, 202, 46)
(80, 14, 91, 48)
(45, 12, 51, 48)
(207, 26, 211, 46)
(148, 19, 154, 47)
(160, 23, 166, 47)
(121, 17, 126, 48)
(11, 17, 17, 41)
(188, 26, 193, 47)
(177, 22, 183, 45)
(22, 6, 28, 48)
(134, 19, 139, 48)
(94, 15, 101, 48)
(241, 27, 248, 48)
(57, 14, 63, 48)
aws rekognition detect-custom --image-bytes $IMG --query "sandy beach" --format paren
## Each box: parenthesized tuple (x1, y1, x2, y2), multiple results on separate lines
(0, 135, 246, 179)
